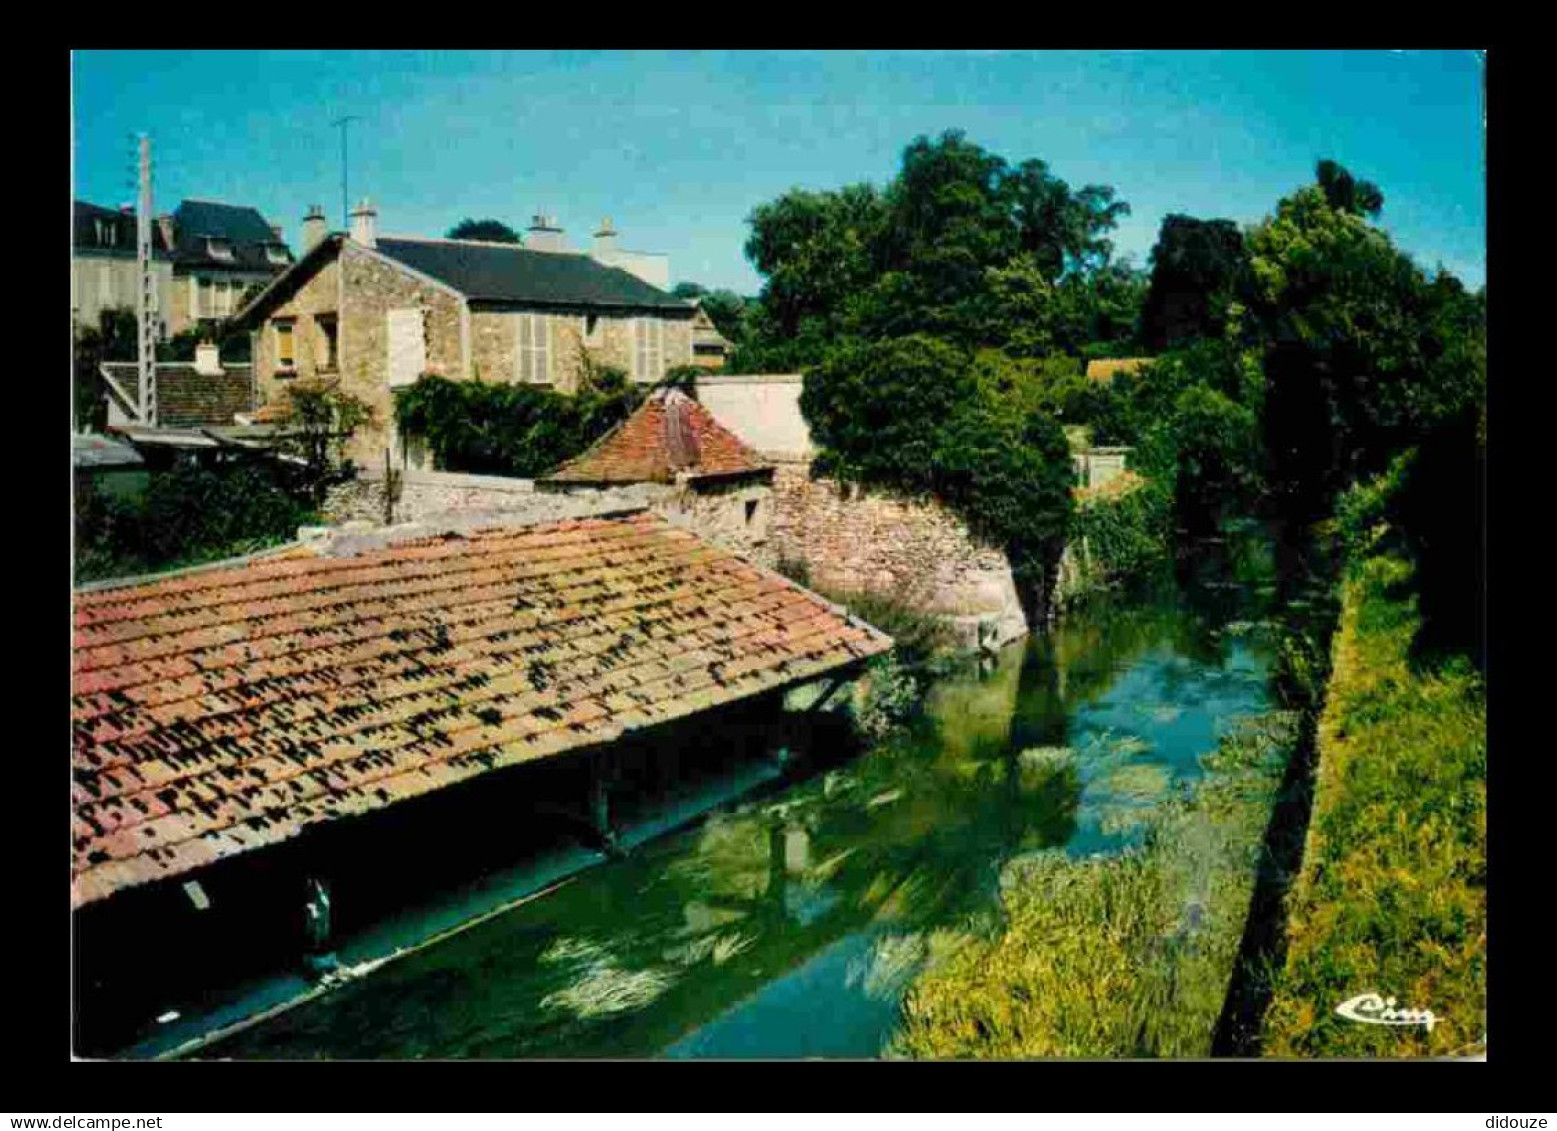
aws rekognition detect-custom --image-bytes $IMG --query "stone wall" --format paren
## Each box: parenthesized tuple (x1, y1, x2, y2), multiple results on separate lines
(756, 459, 1028, 650)
(546, 474, 774, 560)
(323, 467, 545, 526)
(324, 466, 775, 562)
(253, 244, 466, 468)
(469, 308, 695, 393)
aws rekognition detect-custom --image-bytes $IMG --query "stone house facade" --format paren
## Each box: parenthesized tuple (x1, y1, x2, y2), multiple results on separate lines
(234, 202, 696, 468)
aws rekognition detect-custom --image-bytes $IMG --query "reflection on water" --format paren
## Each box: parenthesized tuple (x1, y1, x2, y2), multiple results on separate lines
(204, 558, 1278, 1060)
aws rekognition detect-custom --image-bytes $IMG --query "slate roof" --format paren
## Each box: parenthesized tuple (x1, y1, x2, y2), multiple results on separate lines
(73, 200, 171, 259)
(170, 200, 293, 274)
(71, 511, 890, 908)
(374, 237, 693, 312)
(545, 389, 772, 485)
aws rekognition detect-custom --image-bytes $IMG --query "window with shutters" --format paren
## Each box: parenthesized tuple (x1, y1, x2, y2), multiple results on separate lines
(274, 319, 296, 371)
(633, 317, 664, 383)
(316, 314, 339, 372)
(516, 313, 551, 384)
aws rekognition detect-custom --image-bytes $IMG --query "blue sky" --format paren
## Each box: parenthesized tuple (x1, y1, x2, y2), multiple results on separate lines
(72, 50, 1485, 294)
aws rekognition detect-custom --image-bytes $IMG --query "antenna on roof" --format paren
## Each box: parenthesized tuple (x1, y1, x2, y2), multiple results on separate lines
(332, 115, 362, 229)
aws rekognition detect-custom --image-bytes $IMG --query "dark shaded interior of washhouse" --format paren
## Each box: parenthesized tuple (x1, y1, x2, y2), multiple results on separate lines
(72, 678, 867, 1057)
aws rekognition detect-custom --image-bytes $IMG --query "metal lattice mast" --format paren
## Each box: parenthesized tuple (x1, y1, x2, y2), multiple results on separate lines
(135, 134, 157, 426)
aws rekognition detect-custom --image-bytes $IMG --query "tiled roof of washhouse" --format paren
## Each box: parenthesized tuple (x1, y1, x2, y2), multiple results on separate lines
(71, 511, 891, 908)
(373, 237, 693, 311)
(545, 389, 772, 485)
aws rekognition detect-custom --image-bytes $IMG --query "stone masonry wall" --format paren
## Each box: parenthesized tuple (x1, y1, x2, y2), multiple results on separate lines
(470, 309, 694, 393)
(757, 459, 1028, 650)
(324, 468, 773, 561)
(254, 245, 465, 468)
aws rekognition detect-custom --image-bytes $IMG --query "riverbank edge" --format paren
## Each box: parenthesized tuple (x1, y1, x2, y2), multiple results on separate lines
(1258, 552, 1487, 1057)
(888, 708, 1296, 1059)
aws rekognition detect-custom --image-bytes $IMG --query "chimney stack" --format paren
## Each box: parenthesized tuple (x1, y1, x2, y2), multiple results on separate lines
(194, 341, 223, 376)
(526, 212, 566, 253)
(592, 217, 619, 260)
(350, 198, 377, 249)
(302, 205, 327, 253)
(269, 223, 284, 242)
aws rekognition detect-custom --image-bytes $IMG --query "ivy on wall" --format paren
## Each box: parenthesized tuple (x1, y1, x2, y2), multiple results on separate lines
(393, 368, 644, 478)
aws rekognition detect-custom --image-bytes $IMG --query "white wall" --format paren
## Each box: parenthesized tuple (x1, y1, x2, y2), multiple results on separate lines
(694, 374, 814, 460)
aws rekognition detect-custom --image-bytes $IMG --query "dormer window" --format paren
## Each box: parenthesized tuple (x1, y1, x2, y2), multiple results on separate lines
(265, 243, 290, 266)
(205, 237, 235, 262)
(93, 219, 119, 248)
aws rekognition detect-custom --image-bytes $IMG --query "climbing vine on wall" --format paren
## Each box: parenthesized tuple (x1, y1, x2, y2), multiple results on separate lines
(393, 369, 644, 478)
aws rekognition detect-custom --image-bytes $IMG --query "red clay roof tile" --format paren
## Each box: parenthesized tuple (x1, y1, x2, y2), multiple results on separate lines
(545, 389, 771, 485)
(71, 510, 890, 908)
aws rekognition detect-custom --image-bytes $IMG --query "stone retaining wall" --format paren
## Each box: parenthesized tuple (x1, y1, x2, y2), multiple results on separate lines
(756, 459, 1028, 650)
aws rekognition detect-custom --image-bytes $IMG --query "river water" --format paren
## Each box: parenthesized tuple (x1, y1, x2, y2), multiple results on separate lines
(190, 541, 1280, 1060)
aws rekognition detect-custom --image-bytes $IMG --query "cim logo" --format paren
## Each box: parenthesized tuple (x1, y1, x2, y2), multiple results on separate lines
(1334, 992, 1437, 1031)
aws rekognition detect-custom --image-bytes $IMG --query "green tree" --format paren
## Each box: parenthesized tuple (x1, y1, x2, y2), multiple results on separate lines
(73, 308, 137, 432)
(1140, 215, 1254, 351)
(274, 380, 374, 502)
(744, 183, 886, 345)
(1315, 158, 1385, 218)
(1001, 158, 1130, 280)
(446, 218, 523, 244)
(802, 335, 1074, 613)
(1247, 180, 1480, 519)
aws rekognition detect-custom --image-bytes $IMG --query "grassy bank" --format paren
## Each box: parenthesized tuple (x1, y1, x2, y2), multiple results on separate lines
(1056, 472, 1173, 608)
(1260, 552, 1486, 1057)
(891, 711, 1295, 1058)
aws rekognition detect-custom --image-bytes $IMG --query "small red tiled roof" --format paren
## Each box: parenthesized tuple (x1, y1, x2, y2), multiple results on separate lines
(546, 389, 771, 485)
(71, 512, 890, 908)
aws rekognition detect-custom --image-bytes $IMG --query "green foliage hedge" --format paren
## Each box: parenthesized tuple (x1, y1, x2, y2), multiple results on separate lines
(801, 335, 1075, 601)
(75, 461, 315, 582)
(1069, 477, 1173, 594)
(393, 371, 643, 478)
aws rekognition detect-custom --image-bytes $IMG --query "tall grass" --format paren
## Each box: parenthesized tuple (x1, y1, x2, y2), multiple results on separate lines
(1261, 552, 1486, 1057)
(891, 713, 1295, 1058)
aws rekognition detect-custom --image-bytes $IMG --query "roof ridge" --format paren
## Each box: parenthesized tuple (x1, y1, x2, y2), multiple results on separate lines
(380, 234, 588, 256)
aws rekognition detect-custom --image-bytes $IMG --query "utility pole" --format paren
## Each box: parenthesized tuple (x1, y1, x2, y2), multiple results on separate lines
(135, 133, 157, 426)
(332, 116, 362, 229)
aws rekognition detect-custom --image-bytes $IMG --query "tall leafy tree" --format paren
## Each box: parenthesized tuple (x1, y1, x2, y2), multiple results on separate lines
(1140, 215, 1254, 351)
(1315, 158, 1385, 218)
(744, 183, 885, 347)
(446, 218, 523, 244)
(1001, 159, 1130, 280)
(1248, 179, 1482, 519)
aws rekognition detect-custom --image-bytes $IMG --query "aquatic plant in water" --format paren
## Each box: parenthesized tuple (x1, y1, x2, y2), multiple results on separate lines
(538, 935, 677, 1019)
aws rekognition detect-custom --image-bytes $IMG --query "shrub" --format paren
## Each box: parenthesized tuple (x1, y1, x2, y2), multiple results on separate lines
(394, 370, 643, 478)
(75, 460, 315, 582)
(802, 335, 1074, 613)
